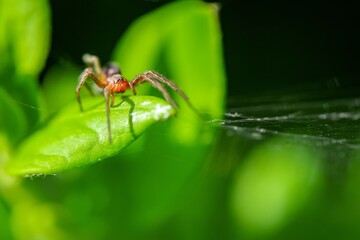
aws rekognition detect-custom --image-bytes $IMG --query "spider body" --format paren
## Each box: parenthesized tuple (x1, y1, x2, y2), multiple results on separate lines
(76, 54, 195, 143)
(107, 75, 130, 93)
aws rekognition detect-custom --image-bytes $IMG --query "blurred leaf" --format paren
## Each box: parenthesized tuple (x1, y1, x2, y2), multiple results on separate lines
(0, 0, 51, 76)
(0, 74, 42, 145)
(112, 1, 226, 122)
(6, 95, 175, 176)
(0, 198, 12, 240)
(10, 200, 70, 240)
(111, 12, 163, 79)
(0, 135, 14, 240)
(0, 87, 27, 144)
(231, 137, 323, 237)
(165, 3, 225, 116)
(165, 3, 225, 143)
(1, 133, 71, 239)
(0, 0, 51, 144)
(110, 1, 226, 231)
(12, 75, 42, 132)
(41, 62, 83, 116)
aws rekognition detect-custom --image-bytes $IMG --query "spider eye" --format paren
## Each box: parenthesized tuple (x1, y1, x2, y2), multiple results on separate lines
(116, 76, 123, 82)
(103, 63, 121, 77)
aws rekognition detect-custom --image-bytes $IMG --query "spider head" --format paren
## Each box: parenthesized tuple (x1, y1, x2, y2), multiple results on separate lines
(103, 63, 121, 77)
(110, 74, 129, 93)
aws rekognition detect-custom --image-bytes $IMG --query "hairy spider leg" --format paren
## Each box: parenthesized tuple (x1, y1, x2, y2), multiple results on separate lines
(131, 74, 179, 110)
(144, 71, 190, 101)
(103, 87, 113, 143)
(147, 72, 202, 114)
(76, 68, 107, 111)
(82, 54, 102, 76)
(83, 82, 94, 96)
(111, 92, 115, 107)
(136, 71, 202, 117)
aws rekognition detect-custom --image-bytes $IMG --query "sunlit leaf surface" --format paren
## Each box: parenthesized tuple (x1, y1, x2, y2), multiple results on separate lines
(6, 95, 175, 176)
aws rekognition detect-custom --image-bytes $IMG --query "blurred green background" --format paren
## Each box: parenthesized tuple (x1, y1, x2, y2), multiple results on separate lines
(1, 0, 360, 239)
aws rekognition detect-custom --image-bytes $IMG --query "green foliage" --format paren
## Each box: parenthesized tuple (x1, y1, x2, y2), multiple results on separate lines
(0, 0, 51, 76)
(113, 1, 226, 121)
(0, 0, 227, 239)
(41, 62, 83, 115)
(2, 0, 357, 240)
(0, 0, 51, 144)
(231, 137, 323, 237)
(0, 88, 27, 145)
(6, 96, 175, 176)
(109, 1, 226, 230)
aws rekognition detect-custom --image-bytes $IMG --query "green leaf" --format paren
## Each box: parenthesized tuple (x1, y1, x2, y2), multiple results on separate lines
(109, 1, 227, 230)
(0, 199, 12, 240)
(0, 0, 51, 76)
(6, 95, 175, 176)
(0, 0, 51, 143)
(0, 87, 27, 144)
(230, 137, 323, 236)
(0, 74, 42, 145)
(111, 1, 226, 115)
(41, 62, 83, 116)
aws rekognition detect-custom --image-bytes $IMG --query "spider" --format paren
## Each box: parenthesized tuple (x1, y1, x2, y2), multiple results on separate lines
(76, 53, 195, 143)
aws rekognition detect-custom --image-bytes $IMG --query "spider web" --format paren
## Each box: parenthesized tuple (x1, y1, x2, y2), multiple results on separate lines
(210, 97, 360, 150)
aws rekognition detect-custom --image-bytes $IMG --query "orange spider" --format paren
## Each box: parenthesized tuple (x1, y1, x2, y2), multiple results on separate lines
(76, 54, 194, 143)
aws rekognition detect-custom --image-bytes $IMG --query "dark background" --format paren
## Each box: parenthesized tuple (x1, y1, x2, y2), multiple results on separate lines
(48, 0, 360, 101)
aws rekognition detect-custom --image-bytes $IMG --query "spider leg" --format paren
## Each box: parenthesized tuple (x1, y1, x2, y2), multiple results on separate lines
(104, 87, 113, 143)
(143, 71, 202, 117)
(76, 67, 108, 111)
(129, 81, 136, 95)
(144, 71, 189, 101)
(111, 92, 115, 107)
(76, 68, 97, 111)
(84, 82, 94, 96)
(82, 53, 102, 76)
(131, 74, 179, 109)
